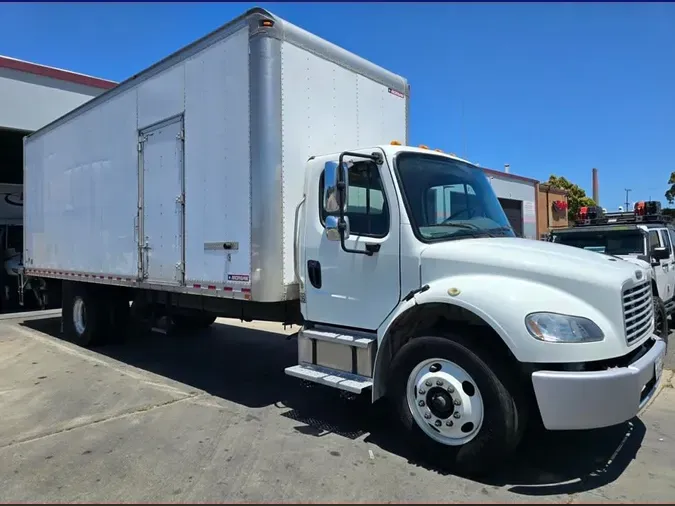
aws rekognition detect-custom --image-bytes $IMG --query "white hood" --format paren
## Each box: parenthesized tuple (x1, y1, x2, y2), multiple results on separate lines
(420, 237, 649, 296)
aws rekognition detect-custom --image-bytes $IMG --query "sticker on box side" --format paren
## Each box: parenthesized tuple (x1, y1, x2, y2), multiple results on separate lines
(228, 274, 250, 282)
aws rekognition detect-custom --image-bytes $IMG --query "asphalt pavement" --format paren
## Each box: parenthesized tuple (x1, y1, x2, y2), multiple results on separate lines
(1, 312, 674, 503)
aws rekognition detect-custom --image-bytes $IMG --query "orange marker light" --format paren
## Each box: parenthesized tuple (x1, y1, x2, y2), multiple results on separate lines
(390, 140, 401, 145)
(418, 144, 429, 149)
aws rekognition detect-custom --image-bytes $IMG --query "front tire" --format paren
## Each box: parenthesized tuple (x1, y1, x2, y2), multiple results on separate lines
(388, 334, 527, 476)
(654, 295, 669, 348)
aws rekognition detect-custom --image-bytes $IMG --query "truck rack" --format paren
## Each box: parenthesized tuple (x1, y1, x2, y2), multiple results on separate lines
(573, 201, 671, 227)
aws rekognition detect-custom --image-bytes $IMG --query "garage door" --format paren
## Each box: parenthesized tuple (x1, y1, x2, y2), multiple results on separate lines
(499, 198, 524, 237)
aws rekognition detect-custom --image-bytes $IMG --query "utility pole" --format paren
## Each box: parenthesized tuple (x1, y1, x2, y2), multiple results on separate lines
(624, 188, 632, 211)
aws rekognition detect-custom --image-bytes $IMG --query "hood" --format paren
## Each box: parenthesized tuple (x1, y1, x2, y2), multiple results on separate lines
(419, 237, 648, 293)
(616, 255, 652, 270)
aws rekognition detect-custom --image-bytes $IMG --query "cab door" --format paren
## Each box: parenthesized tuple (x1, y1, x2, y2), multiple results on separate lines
(649, 229, 671, 301)
(659, 229, 675, 302)
(302, 150, 401, 331)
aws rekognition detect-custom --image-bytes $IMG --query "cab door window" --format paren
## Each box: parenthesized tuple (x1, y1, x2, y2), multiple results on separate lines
(319, 161, 390, 238)
(661, 230, 673, 258)
(648, 230, 662, 250)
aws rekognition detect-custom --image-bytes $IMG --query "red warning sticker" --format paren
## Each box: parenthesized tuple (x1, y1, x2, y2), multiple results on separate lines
(388, 88, 405, 99)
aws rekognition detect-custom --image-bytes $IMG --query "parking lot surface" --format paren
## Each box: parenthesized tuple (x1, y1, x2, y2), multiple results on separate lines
(1, 312, 674, 503)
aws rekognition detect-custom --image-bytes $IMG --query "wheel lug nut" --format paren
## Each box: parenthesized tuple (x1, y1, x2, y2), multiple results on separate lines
(446, 420, 453, 427)
(425, 380, 432, 387)
(418, 388, 426, 395)
(424, 413, 432, 419)
(453, 398, 461, 406)
(453, 412, 461, 419)
(418, 400, 425, 407)
(447, 386, 455, 393)
(434, 420, 442, 427)
(436, 380, 443, 386)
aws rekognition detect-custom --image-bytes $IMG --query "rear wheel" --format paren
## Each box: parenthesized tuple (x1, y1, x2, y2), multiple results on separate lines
(388, 334, 527, 476)
(62, 283, 106, 347)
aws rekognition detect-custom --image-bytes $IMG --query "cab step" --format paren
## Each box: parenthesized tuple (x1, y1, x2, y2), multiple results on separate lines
(301, 327, 376, 348)
(296, 325, 377, 378)
(284, 364, 373, 394)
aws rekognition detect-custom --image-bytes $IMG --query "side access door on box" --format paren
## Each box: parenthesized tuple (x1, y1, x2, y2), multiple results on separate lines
(138, 115, 186, 286)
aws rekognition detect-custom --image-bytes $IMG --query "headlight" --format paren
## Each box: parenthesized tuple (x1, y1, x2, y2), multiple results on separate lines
(525, 312, 605, 343)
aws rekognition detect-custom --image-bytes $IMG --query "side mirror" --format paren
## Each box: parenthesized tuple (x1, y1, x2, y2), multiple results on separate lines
(325, 215, 350, 241)
(651, 246, 670, 261)
(323, 161, 349, 213)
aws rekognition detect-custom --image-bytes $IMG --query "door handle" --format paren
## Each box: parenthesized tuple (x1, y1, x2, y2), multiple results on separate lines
(307, 260, 322, 289)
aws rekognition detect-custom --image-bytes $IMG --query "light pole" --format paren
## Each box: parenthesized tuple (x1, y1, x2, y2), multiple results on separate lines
(624, 188, 632, 211)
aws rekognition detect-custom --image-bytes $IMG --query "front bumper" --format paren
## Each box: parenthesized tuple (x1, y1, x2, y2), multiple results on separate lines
(532, 336, 666, 431)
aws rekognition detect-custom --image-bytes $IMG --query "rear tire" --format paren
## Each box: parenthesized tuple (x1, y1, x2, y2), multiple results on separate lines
(388, 334, 528, 476)
(62, 282, 107, 348)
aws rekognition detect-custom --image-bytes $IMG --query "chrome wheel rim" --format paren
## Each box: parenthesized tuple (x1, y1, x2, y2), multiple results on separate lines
(406, 358, 484, 446)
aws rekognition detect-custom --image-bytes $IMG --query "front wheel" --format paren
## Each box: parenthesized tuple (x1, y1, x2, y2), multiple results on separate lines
(654, 295, 669, 348)
(388, 335, 527, 476)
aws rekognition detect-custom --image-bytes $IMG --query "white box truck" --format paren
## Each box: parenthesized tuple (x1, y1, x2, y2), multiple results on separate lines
(22, 8, 666, 475)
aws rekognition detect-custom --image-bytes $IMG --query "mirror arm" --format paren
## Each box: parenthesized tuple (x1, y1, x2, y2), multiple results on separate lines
(335, 151, 383, 257)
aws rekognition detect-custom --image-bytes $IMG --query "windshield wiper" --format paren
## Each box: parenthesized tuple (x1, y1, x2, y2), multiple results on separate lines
(426, 223, 497, 238)
(487, 227, 514, 236)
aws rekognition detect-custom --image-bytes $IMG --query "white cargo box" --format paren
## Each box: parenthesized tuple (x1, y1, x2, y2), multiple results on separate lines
(23, 7, 409, 303)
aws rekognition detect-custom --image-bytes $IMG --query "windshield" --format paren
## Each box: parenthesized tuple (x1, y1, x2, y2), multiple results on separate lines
(552, 229, 645, 256)
(395, 152, 515, 242)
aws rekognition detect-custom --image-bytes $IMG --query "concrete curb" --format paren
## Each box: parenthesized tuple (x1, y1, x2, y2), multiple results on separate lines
(0, 308, 61, 321)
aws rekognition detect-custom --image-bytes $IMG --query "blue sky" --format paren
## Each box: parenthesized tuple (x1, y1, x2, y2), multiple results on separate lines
(1, 2, 673, 210)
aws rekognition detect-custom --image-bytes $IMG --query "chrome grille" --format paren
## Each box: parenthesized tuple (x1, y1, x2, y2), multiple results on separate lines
(622, 281, 653, 345)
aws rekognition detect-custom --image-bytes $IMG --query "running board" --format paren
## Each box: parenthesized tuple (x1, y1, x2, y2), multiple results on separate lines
(298, 326, 377, 377)
(285, 364, 373, 394)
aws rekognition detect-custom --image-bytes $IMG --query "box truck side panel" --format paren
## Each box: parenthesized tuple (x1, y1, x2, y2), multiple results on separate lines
(24, 88, 139, 278)
(182, 27, 251, 287)
(24, 27, 252, 288)
(279, 41, 408, 290)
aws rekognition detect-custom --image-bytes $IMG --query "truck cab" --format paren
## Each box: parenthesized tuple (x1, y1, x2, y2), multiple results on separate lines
(550, 202, 673, 341)
(289, 143, 665, 474)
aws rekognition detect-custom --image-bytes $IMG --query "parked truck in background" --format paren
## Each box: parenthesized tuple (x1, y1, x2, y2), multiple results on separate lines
(21, 8, 666, 475)
(550, 202, 672, 344)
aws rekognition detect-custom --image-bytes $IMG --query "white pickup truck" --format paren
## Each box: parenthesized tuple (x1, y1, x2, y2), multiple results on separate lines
(21, 7, 666, 474)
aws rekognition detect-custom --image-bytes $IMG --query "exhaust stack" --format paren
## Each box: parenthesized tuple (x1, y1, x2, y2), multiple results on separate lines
(592, 168, 599, 205)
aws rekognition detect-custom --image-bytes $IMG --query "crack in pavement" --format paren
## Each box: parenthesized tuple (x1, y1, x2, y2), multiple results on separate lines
(0, 392, 205, 451)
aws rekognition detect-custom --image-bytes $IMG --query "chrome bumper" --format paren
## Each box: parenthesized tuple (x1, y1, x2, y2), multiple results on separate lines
(532, 336, 666, 431)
